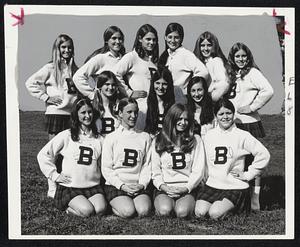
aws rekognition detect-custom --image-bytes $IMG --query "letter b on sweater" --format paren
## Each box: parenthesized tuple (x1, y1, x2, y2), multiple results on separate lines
(123, 149, 138, 167)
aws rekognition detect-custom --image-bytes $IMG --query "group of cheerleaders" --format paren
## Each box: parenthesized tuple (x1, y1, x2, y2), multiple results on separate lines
(26, 22, 273, 219)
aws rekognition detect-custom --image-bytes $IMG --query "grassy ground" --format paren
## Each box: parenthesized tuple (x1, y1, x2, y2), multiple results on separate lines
(20, 111, 285, 236)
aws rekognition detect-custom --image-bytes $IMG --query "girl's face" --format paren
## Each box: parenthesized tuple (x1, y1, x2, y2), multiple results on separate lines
(139, 32, 157, 52)
(78, 104, 93, 128)
(154, 78, 168, 97)
(107, 32, 123, 54)
(101, 79, 117, 98)
(216, 106, 234, 130)
(165, 31, 182, 51)
(119, 103, 138, 129)
(176, 111, 189, 133)
(59, 40, 73, 60)
(200, 39, 213, 58)
(190, 82, 204, 103)
(234, 49, 248, 69)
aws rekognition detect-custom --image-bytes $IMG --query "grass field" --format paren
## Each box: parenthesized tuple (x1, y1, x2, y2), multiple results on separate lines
(20, 111, 285, 236)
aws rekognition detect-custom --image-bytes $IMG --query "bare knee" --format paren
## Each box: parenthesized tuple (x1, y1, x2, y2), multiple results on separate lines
(76, 204, 95, 217)
(194, 201, 210, 218)
(175, 206, 190, 218)
(94, 202, 107, 216)
(208, 205, 225, 220)
(136, 203, 151, 217)
(156, 204, 173, 217)
(114, 205, 136, 218)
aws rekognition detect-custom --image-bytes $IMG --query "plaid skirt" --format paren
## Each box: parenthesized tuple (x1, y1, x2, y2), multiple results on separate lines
(197, 184, 250, 214)
(236, 121, 265, 138)
(153, 186, 199, 201)
(45, 114, 70, 135)
(104, 185, 151, 202)
(54, 184, 104, 211)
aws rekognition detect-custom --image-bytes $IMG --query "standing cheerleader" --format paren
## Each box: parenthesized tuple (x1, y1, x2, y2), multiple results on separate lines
(101, 98, 152, 218)
(113, 24, 159, 130)
(186, 76, 215, 136)
(151, 104, 207, 218)
(73, 26, 126, 100)
(37, 98, 107, 217)
(26, 34, 78, 197)
(227, 42, 274, 210)
(92, 71, 125, 136)
(195, 99, 270, 219)
(193, 31, 231, 101)
(144, 67, 175, 137)
(158, 23, 208, 103)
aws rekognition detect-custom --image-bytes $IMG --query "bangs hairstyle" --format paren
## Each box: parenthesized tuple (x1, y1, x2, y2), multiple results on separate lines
(84, 26, 125, 63)
(193, 31, 227, 65)
(227, 42, 259, 82)
(70, 97, 99, 141)
(158, 22, 184, 68)
(133, 24, 159, 63)
(213, 98, 235, 116)
(155, 103, 196, 155)
(186, 76, 214, 125)
(51, 34, 78, 87)
(116, 97, 139, 115)
(145, 67, 175, 135)
(93, 71, 125, 119)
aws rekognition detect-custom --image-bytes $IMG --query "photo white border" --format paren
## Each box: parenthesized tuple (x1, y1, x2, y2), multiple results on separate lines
(4, 5, 295, 240)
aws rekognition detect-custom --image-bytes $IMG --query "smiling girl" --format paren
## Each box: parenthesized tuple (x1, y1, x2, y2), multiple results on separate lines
(195, 98, 270, 219)
(193, 31, 231, 101)
(144, 67, 175, 137)
(158, 23, 208, 103)
(37, 98, 107, 217)
(227, 42, 274, 210)
(186, 76, 215, 136)
(151, 104, 207, 218)
(101, 98, 152, 218)
(73, 26, 126, 100)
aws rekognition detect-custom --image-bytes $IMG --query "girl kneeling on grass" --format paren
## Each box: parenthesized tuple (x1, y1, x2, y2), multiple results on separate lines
(101, 98, 152, 218)
(37, 97, 107, 217)
(195, 98, 270, 219)
(151, 103, 207, 218)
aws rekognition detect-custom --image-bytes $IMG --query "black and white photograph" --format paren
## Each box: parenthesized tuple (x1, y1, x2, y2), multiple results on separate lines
(4, 5, 295, 239)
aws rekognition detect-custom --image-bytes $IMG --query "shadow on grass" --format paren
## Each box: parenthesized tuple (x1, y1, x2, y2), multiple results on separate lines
(260, 175, 285, 210)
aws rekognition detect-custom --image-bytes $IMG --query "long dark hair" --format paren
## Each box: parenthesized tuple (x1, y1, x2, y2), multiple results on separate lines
(186, 76, 214, 125)
(133, 24, 159, 63)
(227, 42, 259, 83)
(92, 71, 125, 119)
(84, 26, 125, 63)
(155, 103, 196, 155)
(158, 22, 184, 68)
(145, 67, 175, 135)
(70, 97, 99, 141)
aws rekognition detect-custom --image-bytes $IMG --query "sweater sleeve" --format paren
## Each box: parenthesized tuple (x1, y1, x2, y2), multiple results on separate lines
(242, 132, 270, 181)
(187, 52, 209, 81)
(25, 64, 52, 102)
(150, 138, 165, 190)
(186, 135, 207, 192)
(73, 55, 103, 100)
(248, 68, 274, 112)
(37, 130, 68, 182)
(113, 52, 134, 96)
(101, 133, 124, 189)
(138, 134, 152, 189)
(208, 58, 230, 101)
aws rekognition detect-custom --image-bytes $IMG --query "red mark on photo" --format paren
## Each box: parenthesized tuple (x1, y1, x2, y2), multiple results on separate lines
(10, 7, 24, 26)
(272, 8, 291, 35)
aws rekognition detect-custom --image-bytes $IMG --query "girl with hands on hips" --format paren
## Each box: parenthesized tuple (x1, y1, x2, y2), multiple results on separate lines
(37, 97, 107, 217)
(151, 103, 207, 218)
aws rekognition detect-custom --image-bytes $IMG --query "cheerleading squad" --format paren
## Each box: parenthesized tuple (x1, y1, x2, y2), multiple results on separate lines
(26, 22, 274, 219)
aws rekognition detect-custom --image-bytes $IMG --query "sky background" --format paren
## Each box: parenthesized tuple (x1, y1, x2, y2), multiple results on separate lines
(17, 13, 284, 114)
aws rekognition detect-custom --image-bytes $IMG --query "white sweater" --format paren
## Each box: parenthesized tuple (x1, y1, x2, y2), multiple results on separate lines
(203, 124, 270, 190)
(101, 126, 152, 189)
(230, 68, 274, 123)
(25, 63, 77, 115)
(151, 135, 207, 192)
(73, 51, 122, 100)
(37, 129, 103, 188)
